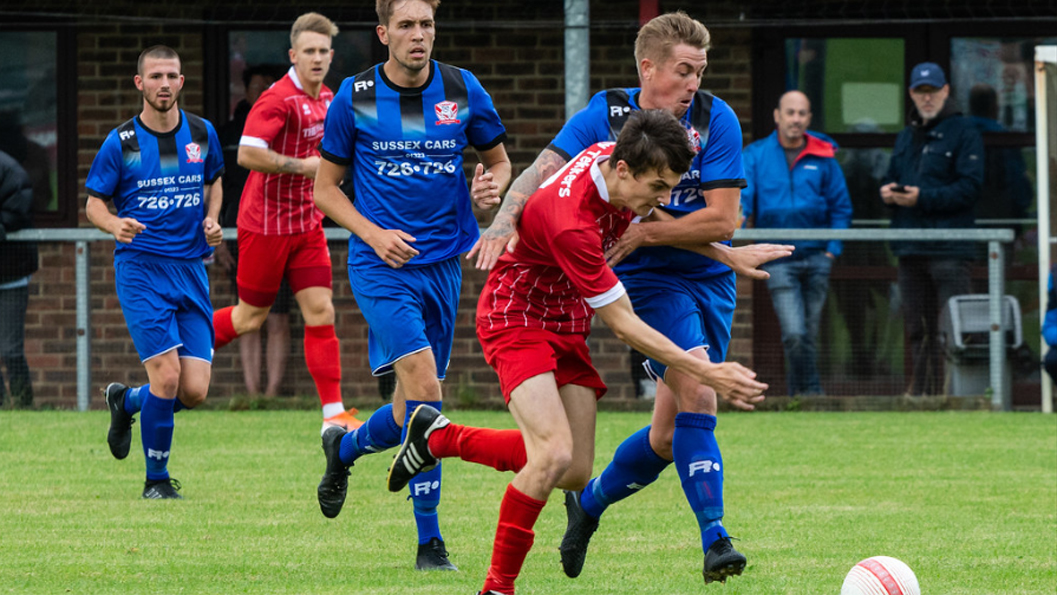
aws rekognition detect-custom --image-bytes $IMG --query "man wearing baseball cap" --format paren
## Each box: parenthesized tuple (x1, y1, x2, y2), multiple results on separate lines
(880, 61, 984, 396)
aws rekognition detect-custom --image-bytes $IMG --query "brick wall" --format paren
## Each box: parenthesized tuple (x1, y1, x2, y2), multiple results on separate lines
(13, 0, 758, 408)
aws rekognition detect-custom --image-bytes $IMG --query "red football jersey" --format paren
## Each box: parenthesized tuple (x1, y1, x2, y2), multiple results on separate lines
(477, 142, 634, 335)
(238, 68, 333, 235)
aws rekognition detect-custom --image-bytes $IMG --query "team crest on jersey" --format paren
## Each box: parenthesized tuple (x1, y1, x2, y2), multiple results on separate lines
(185, 142, 203, 163)
(686, 127, 702, 153)
(434, 101, 461, 125)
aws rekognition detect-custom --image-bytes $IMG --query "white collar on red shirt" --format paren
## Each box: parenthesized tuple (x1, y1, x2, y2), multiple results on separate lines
(590, 154, 649, 221)
(287, 66, 303, 91)
(590, 155, 611, 203)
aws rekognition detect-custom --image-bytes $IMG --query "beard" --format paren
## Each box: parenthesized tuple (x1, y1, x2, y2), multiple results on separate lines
(144, 89, 180, 113)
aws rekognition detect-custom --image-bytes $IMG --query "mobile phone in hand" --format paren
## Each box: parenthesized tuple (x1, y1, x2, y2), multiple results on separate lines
(891, 184, 907, 193)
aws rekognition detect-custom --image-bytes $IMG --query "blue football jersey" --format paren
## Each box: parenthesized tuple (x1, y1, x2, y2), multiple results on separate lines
(320, 61, 507, 269)
(86, 111, 225, 261)
(548, 89, 746, 281)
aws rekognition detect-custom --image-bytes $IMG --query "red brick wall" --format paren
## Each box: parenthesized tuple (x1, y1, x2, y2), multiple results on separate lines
(15, 0, 758, 408)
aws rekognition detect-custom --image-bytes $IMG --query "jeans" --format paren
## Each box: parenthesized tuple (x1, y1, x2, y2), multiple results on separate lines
(897, 256, 972, 396)
(764, 252, 832, 395)
(0, 284, 33, 407)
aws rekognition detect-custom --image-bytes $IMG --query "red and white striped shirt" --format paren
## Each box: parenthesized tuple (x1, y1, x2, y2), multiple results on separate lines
(477, 143, 634, 335)
(238, 68, 333, 235)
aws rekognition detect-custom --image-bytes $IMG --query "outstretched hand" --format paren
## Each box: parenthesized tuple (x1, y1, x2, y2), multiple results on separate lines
(467, 215, 518, 271)
(724, 243, 795, 279)
(698, 361, 767, 410)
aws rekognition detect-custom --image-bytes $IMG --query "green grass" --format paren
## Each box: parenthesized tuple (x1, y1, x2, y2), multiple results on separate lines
(0, 410, 1054, 594)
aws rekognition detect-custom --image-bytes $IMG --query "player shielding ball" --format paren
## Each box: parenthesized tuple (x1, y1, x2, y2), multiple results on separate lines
(211, 13, 364, 432)
(87, 45, 224, 499)
(385, 110, 767, 595)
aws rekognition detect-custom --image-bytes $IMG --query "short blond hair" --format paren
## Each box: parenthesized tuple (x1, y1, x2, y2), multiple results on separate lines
(291, 12, 339, 47)
(634, 12, 711, 75)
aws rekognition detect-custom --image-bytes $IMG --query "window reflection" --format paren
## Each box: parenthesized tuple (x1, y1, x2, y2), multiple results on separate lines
(951, 37, 1057, 133)
(0, 31, 57, 212)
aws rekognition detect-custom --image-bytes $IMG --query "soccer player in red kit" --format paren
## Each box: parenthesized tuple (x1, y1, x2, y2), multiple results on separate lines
(212, 12, 362, 431)
(386, 110, 767, 595)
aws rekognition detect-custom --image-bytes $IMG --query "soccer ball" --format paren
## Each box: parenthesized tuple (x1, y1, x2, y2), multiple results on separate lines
(841, 556, 920, 595)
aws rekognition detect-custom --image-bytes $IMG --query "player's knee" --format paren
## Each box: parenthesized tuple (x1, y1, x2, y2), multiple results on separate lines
(535, 443, 574, 485)
(179, 388, 208, 408)
(151, 375, 180, 399)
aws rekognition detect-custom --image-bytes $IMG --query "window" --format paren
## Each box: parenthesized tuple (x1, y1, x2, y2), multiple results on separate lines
(785, 38, 905, 134)
(227, 29, 376, 119)
(0, 29, 75, 224)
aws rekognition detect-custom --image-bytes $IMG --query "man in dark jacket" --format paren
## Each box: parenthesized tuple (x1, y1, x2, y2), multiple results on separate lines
(0, 150, 38, 407)
(742, 91, 852, 395)
(880, 62, 984, 396)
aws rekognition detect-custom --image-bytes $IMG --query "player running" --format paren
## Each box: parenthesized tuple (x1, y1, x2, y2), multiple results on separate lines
(210, 13, 363, 432)
(311, 0, 511, 571)
(88, 45, 224, 499)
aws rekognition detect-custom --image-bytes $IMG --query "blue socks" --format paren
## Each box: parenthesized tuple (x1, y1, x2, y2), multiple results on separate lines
(580, 425, 671, 519)
(124, 385, 144, 414)
(124, 384, 190, 413)
(338, 403, 402, 465)
(140, 390, 175, 481)
(404, 400, 444, 544)
(673, 412, 728, 550)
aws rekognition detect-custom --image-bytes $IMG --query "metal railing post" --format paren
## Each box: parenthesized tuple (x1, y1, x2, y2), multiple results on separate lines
(76, 241, 91, 411)
(987, 240, 1007, 410)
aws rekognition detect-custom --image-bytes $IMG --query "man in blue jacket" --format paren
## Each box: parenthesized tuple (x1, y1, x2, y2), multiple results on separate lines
(880, 62, 984, 396)
(742, 91, 852, 395)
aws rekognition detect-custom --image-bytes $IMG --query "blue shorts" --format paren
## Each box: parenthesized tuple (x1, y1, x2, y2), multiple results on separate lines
(348, 257, 461, 378)
(114, 252, 214, 363)
(623, 270, 736, 382)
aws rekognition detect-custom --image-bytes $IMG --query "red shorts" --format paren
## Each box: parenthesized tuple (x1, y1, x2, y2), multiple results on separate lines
(236, 227, 332, 307)
(478, 325, 607, 403)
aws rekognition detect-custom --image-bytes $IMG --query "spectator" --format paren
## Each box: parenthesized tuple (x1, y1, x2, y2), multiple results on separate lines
(742, 91, 852, 395)
(1044, 265, 1056, 384)
(215, 65, 293, 397)
(880, 62, 984, 396)
(0, 150, 38, 408)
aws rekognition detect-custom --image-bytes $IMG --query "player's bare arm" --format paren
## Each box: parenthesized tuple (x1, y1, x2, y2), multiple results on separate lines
(470, 143, 513, 210)
(86, 196, 145, 244)
(467, 147, 568, 270)
(202, 177, 224, 247)
(594, 294, 767, 406)
(314, 158, 418, 268)
(238, 145, 320, 179)
(690, 242, 795, 280)
(604, 186, 741, 265)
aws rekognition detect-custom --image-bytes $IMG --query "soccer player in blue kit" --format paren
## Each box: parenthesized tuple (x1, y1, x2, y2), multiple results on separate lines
(469, 12, 769, 585)
(86, 45, 224, 500)
(312, 0, 511, 570)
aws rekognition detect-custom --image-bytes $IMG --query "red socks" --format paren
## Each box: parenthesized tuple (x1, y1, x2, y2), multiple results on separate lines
(481, 484, 547, 595)
(304, 324, 343, 407)
(213, 306, 238, 349)
(428, 424, 527, 472)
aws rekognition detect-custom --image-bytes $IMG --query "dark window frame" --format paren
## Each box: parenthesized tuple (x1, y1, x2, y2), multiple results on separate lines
(0, 22, 78, 227)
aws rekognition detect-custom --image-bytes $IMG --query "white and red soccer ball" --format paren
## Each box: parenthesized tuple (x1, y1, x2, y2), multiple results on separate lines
(841, 556, 920, 595)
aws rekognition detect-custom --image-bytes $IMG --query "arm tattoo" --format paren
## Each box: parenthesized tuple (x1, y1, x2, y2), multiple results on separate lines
(494, 149, 568, 223)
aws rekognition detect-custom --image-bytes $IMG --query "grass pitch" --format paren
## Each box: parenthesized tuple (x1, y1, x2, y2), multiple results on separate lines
(0, 409, 1054, 594)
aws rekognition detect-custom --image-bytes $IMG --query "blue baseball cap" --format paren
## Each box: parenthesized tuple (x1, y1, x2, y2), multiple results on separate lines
(909, 62, 947, 89)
